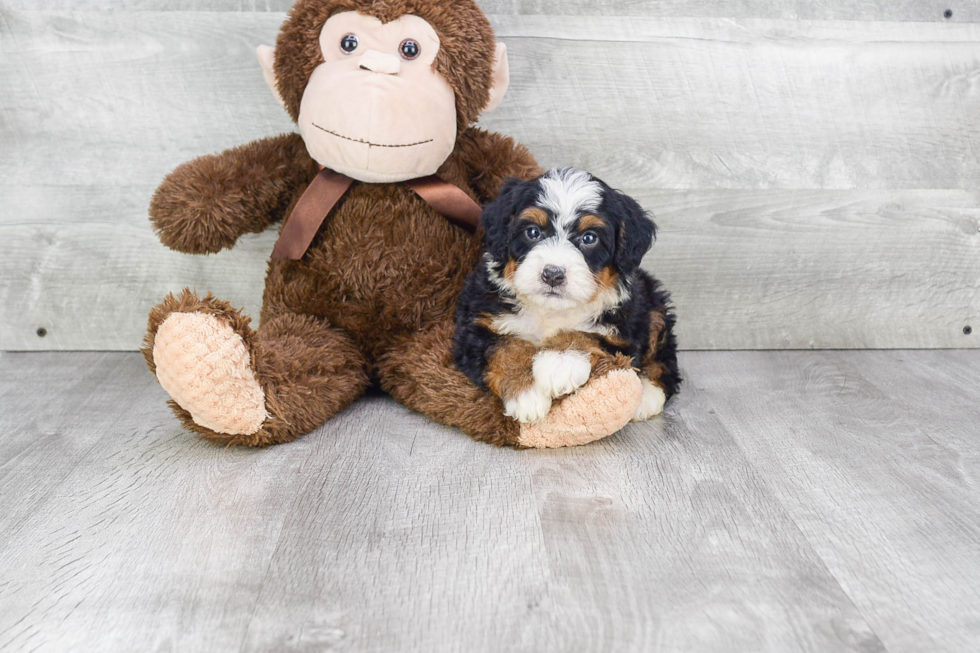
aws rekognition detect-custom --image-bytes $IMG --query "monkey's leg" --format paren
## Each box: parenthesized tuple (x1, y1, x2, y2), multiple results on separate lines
(377, 321, 521, 447)
(143, 290, 369, 447)
(378, 319, 642, 449)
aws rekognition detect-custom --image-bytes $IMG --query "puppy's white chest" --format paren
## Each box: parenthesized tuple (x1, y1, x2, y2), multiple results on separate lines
(491, 305, 611, 345)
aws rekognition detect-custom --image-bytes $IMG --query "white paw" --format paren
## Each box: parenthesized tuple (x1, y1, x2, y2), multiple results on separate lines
(632, 378, 666, 422)
(504, 388, 553, 424)
(532, 349, 592, 398)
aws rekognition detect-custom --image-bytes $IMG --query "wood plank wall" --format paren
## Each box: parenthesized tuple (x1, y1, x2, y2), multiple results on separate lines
(1, 1, 978, 350)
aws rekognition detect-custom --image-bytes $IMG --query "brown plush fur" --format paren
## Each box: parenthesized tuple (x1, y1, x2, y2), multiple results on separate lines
(143, 289, 371, 446)
(148, 124, 538, 446)
(150, 134, 316, 255)
(377, 321, 521, 447)
(145, 0, 577, 447)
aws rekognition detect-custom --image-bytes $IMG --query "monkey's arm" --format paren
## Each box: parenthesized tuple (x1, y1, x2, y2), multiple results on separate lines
(150, 133, 315, 254)
(456, 127, 544, 204)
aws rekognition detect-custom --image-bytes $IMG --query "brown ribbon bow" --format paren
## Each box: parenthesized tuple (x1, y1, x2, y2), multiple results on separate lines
(271, 166, 484, 260)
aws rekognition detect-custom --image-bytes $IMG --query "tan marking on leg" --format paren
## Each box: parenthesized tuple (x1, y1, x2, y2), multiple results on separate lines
(541, 330, 604, 357)
(153, 312, 268, 436)
(475, 314, 499, 332)
(485, 337, 538, 400)
(639, 308, 669, 381)
(649, 309, 666, 347)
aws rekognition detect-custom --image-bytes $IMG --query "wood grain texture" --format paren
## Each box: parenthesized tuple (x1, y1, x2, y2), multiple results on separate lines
(2, 189, 977, 350)
(1, 9, 979, 350)
(3, 1, 977, 22)
(684, 351, 980, 652)
(2, 351, 980, 651)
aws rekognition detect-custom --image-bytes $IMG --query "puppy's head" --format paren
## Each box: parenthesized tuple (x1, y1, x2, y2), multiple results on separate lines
(482, 168, 656, 311)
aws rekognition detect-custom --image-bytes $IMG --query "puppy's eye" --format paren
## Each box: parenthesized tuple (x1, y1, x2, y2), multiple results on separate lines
(581, 231, 599, 246)
(400, 39, 421, 60)
(525, 226, 542, 240)
(340, 33, 359, 54)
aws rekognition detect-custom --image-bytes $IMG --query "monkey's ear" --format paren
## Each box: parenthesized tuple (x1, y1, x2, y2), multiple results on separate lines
(484, 43, 510, 113)
(257, 45, 287, 110)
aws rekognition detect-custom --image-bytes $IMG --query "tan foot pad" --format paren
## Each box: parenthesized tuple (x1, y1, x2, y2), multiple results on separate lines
(518, 370, 643, 449)
(153, 312, 268, 436)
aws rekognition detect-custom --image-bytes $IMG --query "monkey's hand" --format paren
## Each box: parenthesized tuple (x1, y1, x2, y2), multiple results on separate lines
(150, 133, 313, 254)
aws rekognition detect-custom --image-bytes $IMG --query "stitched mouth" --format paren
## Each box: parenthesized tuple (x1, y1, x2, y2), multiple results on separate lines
(312, 123, 433, 148)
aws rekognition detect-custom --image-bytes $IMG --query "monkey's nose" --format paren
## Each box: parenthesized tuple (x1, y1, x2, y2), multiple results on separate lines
(359, 49, 401, 75)
(541, 265, 567, 288)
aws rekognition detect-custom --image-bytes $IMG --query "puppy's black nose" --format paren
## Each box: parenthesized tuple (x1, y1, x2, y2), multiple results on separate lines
(541, 265, 567, 288)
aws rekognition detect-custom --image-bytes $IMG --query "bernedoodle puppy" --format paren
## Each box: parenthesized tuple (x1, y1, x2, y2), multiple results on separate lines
(454, 168, 681, 427)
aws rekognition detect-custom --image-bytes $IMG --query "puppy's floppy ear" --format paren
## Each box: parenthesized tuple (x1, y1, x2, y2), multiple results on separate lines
(608, 188, 657, 275)
(481, 177, 529, 263)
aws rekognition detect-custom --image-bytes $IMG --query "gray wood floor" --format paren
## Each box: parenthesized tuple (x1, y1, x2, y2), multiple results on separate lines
(0, 351, 978, 652)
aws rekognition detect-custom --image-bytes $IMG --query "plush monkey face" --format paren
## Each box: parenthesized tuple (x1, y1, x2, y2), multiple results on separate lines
(259, 1, 510, 184)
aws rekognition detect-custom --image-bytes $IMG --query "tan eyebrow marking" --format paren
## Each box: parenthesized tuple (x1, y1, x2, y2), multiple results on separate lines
(578, 214, 606, 231)
(519, 207, 548, 226)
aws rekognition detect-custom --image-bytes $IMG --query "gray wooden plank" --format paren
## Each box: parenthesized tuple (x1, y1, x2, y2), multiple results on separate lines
(0, 352, 894, 652)
(4, 12, 979, 190)
(485, 16, 980, 191)
(237, 389, 882, 652)
(3, 10, 980, 352)
(642, 189, 980, 350)
(2, 1, 976, 23)
(237, 400, 556, 653)
(510, 396, 885, 651)
(687, 351, 980, 653)
(0, 217, 276, 351)
(2, 189, 977, 351)
(0, 352, 358, 651)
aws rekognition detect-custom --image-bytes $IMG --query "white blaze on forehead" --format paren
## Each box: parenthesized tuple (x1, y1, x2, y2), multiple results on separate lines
(537, 168, 603, 231)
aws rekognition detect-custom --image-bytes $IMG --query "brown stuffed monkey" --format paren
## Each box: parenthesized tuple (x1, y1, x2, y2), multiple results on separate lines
(142, 0, 644, 449)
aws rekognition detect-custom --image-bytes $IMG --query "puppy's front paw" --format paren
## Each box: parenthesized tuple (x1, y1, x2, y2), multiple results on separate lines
(632, 378, 667, 422)
(532, 349, 592, 398)
(504, 388, 553, 424)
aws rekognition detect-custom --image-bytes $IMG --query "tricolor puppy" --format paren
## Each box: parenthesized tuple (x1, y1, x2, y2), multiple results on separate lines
(454, 168, 680, 424)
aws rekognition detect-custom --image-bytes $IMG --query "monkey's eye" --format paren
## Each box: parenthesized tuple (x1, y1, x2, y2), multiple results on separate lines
(581, 231, 599, 246)
(340, 33, 359, 54)
(399, 39, 421, 60)
(525, 225, 542, 241)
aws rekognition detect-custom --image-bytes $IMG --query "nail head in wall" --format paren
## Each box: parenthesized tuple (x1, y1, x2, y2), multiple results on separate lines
(944, 9, 953, 19)
(37, 328, 48, 338)
(965, 326, 973, 335)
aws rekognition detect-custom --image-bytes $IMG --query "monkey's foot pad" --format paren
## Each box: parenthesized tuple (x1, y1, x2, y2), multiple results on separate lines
(518, 369, 643, 449)
(152, 312, 268, 436)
